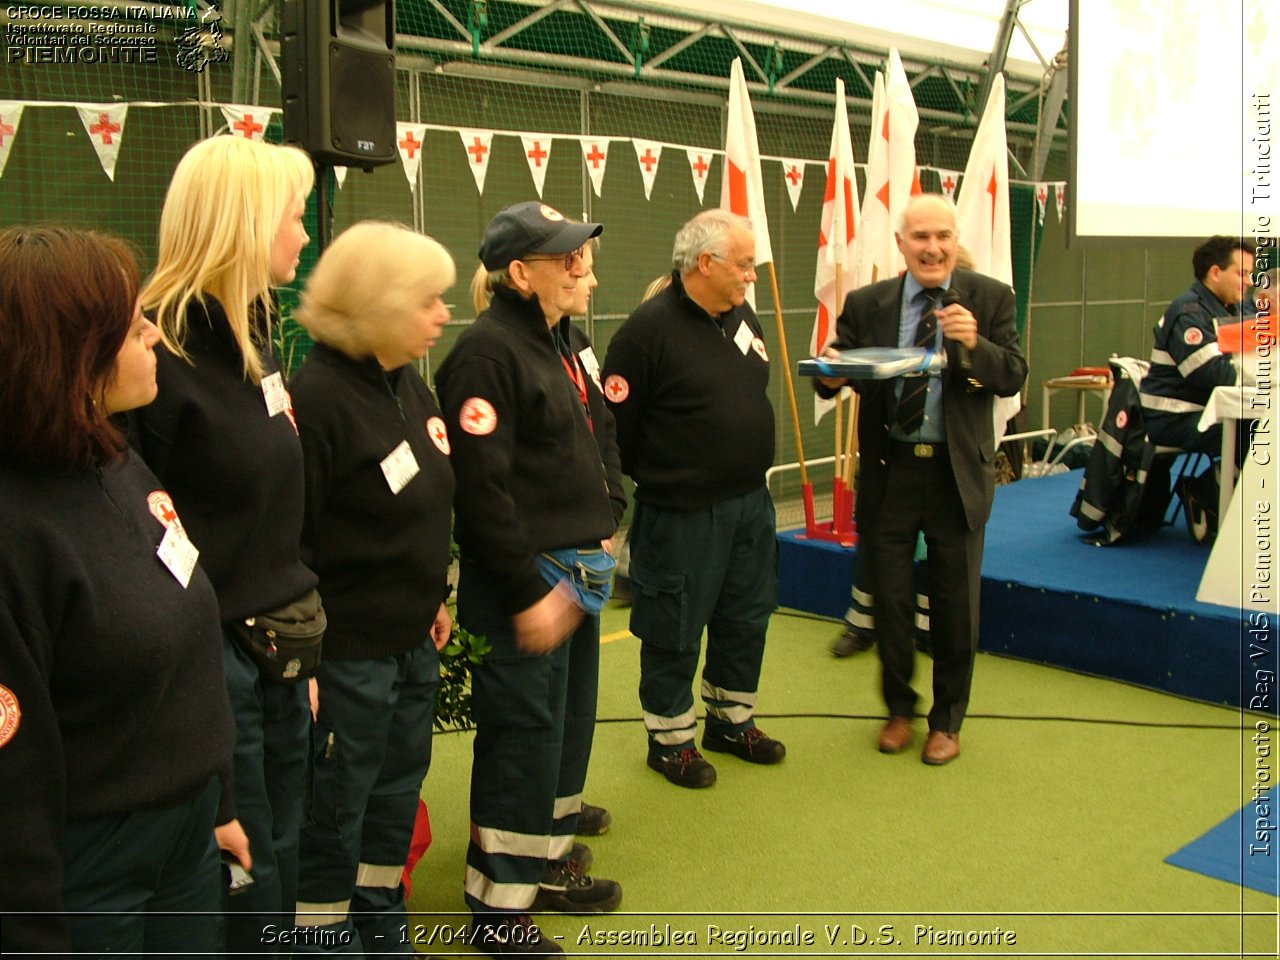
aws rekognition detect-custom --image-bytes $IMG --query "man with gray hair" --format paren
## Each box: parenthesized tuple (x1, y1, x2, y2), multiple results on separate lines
(602, 209, 784, 789)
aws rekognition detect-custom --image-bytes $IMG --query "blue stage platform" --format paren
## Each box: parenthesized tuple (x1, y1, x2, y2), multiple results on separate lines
(777, 470, 1275, 710)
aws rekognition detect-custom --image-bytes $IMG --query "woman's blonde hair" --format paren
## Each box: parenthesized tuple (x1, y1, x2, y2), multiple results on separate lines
(470, 262, 502, 314)
(469, 235, 601, 315)
(642, 274, 671, 301)
(141, 136, 315, 382)
(295, 221, 455, 360)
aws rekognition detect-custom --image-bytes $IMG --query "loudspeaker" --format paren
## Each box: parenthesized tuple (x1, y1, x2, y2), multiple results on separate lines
(282, 0, 397, 169)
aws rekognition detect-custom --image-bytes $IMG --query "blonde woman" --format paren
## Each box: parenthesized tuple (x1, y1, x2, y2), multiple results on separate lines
(288, 222, 456, 948)
(133, 135, 317, 954)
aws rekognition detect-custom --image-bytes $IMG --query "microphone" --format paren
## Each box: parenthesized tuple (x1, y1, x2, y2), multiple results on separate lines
(937, 289, 968, 369)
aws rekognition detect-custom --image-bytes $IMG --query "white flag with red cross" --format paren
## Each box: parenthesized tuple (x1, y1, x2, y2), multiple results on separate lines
(1035, 182, 1049, 225)
(956, 73, 1011, 286)
(955, 72, 1019, 440)
(686, 147, 713, 204)
(633, 138, 663, 200)
(458, 128, 495, 195)
(811, 78, 860, 424)
(0, 102, 25, 180)
(1055, 182, 1067, 221)
(77, 104, 129, 182)
(579, 138, 610, 197)
(397, 122, 428, 188)
(721, 57, 774, 272)
(520, 135, 553, 198)
(220, 104, 271, 141)
(781, 158, 806, 211)
(854, 51, 918, 287)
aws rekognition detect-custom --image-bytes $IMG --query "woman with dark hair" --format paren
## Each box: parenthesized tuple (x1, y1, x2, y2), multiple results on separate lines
(0, 226, 234, 955)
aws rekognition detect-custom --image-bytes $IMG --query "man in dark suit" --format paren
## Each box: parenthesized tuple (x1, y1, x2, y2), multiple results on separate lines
(817, 194, 1026, 765)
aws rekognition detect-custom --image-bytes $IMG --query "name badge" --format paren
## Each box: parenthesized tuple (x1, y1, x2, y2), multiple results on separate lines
(157, 525, 199, 588)
(380, 440, 420, 495)
(578, 346, 603, 391)
(733, 320, 754, 355)
(261, 372, 289, 417)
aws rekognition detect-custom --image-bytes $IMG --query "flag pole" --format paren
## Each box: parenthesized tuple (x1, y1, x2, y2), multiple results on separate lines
(764, 261, 812, 529)
(834, 392, 844, 481)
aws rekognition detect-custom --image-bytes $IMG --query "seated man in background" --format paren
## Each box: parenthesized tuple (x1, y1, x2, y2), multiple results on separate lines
(1140, 236, 1254, 543)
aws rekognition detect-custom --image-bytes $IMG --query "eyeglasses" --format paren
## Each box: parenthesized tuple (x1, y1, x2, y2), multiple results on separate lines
(709, 252, 757, 276)
(522, 248, 584, 272)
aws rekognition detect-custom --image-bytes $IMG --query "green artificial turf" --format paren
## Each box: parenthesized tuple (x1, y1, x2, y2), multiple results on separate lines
(406, 605, 1277, 957)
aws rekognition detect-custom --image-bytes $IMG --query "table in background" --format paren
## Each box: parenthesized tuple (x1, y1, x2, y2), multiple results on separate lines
(1041, 375, 1112, 431)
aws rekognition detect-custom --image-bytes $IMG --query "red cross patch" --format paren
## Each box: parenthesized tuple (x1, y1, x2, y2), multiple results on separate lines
(147, 490, 187, 536)
(1184, 327, 1203, 346)
(1115, 410, 1128, 430)
(459, 397, 498, 436)
(426, 416, 451, 455)
(603, 374, 629, 403)
(0, 684, 19, 749)
(751, 337, 769, 362)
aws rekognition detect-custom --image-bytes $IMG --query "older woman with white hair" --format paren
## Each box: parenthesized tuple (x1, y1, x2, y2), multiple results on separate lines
(288, 220, 457, 951)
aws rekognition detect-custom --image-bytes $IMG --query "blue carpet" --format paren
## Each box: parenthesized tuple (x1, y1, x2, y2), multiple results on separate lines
(1166, 789, 1280, 896)
(777, 469, 1278, 708)
(980, 469, 1226, 617)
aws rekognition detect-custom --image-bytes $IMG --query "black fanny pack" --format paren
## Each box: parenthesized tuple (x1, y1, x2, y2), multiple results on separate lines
(229, 588, 326, 683)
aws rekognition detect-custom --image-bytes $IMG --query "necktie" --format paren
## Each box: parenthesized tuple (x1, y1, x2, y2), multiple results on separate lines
(896, 287, 943, 435)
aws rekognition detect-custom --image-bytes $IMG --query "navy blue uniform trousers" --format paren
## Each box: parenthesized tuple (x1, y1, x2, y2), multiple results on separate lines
(628, 486, 778, 755)
(63, 778, 222, 955)
(222, 630, 310, 955)
(458, 564, 598, 916)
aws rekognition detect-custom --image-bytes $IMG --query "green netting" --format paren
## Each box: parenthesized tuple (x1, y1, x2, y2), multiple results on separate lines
(0, 0, 1070, 508)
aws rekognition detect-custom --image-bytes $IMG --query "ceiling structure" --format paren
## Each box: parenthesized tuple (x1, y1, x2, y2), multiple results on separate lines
(391, 0, 1070, 171)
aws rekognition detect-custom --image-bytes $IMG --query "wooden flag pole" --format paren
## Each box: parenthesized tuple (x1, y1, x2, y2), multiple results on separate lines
(834, 394, 844, 479)
(763, 261, 812, 528)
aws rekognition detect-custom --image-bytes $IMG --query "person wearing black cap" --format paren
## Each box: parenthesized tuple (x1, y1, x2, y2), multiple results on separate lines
(435, 202, 625, 954)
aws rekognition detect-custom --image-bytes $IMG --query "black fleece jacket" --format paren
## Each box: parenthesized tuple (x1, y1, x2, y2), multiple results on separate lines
(435, 285, 624, 615)
(0, 454, 233, 954)
(290, 344, 455, 659)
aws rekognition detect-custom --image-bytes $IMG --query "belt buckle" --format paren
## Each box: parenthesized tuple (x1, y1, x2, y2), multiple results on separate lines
(913, 443, 934, 459)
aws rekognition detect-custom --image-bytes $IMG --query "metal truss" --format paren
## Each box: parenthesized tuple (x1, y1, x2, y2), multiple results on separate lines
(396, 0, 1067, 150)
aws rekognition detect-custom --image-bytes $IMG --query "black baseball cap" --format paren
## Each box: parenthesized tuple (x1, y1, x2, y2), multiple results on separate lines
(479, 202, 604, 270)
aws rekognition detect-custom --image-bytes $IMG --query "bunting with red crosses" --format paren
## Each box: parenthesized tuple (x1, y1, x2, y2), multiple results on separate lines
(220, 104, 272, 141)
(686, 147, 712, 204)
(633, 138, 663, 200)
(519, 135, 553, 198)
(457, 128, 495, 195)
(397, 122, 428, 188)
(781, 158, 806, 211)
(77, 103, 129, 182)
(0, 102, 25, 180)
(579, 138, 610, 197)
(937, 168, 960, 201)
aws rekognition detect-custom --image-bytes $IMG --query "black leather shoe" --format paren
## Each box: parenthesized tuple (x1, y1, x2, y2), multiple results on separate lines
(647, 747, 717, 788)
(701, 726, 786, 764)
(575, 802, 611, 837)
